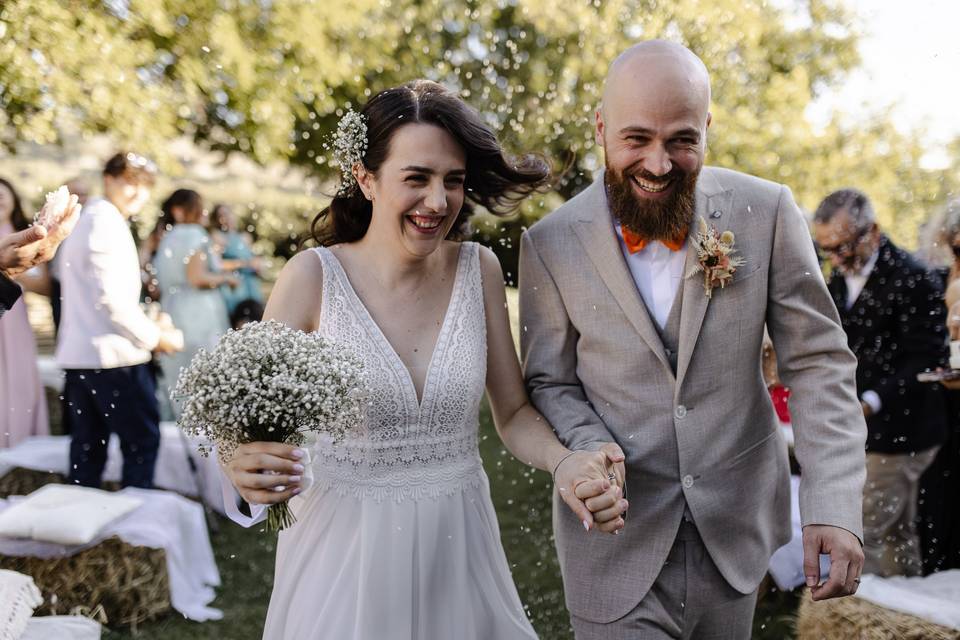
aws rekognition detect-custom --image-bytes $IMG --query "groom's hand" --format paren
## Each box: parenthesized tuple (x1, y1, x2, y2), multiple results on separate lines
(802, 524, 864, 600)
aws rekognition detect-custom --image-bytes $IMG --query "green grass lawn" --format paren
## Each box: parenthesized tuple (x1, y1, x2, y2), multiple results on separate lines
(96, 400, 798, 639)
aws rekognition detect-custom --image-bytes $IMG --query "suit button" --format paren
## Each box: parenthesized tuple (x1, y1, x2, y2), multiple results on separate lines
(682, 475, 694, 489)
(674, 405, 687, 420)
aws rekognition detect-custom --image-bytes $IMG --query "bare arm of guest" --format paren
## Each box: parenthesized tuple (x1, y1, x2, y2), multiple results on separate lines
(186, 251, 239, 290)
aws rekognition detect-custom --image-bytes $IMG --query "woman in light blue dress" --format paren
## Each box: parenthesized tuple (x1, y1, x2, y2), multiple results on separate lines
(154, 189, 237, 416)
(208, 203, 264, 316)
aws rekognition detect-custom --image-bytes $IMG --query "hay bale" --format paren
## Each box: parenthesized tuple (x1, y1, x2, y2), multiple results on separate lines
(0, 535, 171, 628)
(796, 590, 960, 640)
(0, 468, 64, 499)
(0, 467, 120, 499)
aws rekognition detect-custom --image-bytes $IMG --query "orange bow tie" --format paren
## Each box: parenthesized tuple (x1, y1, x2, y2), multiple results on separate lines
(622, 227, 687, 254)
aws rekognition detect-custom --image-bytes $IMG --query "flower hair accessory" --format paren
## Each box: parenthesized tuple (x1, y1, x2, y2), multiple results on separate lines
(692, 216, 745, 298)
(332, 108, 368, 196)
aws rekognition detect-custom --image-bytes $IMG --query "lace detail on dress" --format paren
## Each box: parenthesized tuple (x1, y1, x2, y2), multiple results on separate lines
(310, 243, 487, 502)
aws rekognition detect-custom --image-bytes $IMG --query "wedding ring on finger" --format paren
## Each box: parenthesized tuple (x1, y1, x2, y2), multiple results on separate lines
(607, 472, 616, 484)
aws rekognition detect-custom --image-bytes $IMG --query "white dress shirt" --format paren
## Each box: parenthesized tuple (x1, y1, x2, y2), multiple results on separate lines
(843, 249, 879, 310)
(842, 249, 882, 414)
(614, 223, 687, 330)
(56, 198, 160, 369)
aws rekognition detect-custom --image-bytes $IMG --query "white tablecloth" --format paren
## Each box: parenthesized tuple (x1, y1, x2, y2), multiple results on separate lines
(21, 616, 101, 640)
(0, 423, 225, 515)
(768, 475, 831, 590)
(35, 356, 64, 394)
(0, 488, 222, 622)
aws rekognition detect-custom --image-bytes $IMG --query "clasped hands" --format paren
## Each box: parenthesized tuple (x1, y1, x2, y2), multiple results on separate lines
(554, 443, 628, 535)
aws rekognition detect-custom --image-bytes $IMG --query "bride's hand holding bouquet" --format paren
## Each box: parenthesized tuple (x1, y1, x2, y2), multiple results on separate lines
(174, 319, 366, 531)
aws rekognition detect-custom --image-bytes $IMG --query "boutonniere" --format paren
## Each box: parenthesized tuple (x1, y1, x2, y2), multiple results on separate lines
(693, 216, 745, 299)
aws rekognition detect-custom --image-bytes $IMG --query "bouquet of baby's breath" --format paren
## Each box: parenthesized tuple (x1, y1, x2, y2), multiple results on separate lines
(174, 319, 366, 531)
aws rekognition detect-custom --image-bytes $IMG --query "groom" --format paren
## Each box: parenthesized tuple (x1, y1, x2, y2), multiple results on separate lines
(520, 41, 866, 638)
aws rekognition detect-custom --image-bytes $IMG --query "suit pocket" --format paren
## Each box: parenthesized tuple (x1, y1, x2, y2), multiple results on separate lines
(725, 261, 763, 287)
(727, 429, 778, 468)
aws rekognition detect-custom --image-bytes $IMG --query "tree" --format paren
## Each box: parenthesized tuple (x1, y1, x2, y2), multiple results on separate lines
(1, 0, 954, 263)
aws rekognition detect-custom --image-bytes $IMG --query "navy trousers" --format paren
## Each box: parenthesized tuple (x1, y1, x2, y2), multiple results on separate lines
(65, 363, 160, 489)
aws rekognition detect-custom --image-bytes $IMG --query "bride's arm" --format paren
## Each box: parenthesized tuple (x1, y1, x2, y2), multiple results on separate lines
(479, 246, 626, 534)
(261, 249, 323, 331)
(220, 250, 325, 526)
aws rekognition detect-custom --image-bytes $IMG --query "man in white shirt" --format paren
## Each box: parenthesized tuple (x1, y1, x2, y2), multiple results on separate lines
(814, 188, 948, 575)
(56, 152, 181, 488)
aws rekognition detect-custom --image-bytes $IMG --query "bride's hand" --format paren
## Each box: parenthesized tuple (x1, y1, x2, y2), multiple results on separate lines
(555, 443, 627, 535)
(224, 442, 306, 505)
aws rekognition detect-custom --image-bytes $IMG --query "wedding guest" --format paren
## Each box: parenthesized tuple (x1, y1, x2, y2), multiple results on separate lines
(154, 189, 236, 417)
(0, 177, 48, 447)
(917, 200, 960, 572)
(139, 204, 180, 303)
(56, 152, 182, 488)
(814, 188, 948, 576)
(208, 203, 264, 314)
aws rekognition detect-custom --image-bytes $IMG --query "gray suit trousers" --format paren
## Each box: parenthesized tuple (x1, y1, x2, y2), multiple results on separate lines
(570, 519, 758, 640)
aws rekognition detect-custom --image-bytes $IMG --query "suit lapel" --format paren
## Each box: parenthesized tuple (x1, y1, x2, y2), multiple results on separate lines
(675, 172, 734, 387)
(572, 177, 674, 376)
(828, 274, 848, 315)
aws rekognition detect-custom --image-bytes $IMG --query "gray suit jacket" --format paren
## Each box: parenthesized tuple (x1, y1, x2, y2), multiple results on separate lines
(519, 167, 866, 623)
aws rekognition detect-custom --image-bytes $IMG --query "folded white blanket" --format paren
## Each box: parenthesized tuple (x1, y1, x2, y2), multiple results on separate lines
(0, 569, 43, 640)
(0, 485, 142, 546)
(857, 570, 960, 631)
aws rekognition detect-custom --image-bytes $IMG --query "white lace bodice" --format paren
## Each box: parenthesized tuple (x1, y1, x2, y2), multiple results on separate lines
(309, 242, 488, 502)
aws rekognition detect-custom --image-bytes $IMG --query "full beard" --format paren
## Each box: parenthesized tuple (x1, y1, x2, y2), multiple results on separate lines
(605, 162, 699, 242)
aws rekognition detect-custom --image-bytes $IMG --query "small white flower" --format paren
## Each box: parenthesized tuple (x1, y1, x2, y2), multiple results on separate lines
(332, 109, 368, 197)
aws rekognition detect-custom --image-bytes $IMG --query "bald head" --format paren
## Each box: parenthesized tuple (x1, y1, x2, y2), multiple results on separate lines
(602, 41, 711, 117)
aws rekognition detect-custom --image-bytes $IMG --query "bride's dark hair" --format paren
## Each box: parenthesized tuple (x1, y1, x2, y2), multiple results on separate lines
(310, 79, 552, 246)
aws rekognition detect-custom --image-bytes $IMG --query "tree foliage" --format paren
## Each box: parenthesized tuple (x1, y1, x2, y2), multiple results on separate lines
(1, 0, 955, 257)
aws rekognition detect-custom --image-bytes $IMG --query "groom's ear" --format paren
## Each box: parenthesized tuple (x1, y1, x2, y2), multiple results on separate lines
(706, 111, 712, 129)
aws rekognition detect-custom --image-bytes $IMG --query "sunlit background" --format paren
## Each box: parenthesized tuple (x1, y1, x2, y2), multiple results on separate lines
(1, 1, 958, 638)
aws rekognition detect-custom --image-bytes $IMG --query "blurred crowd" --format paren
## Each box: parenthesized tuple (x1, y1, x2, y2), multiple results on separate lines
(1, 152, 958, 577)
(0, 152, 264, 487)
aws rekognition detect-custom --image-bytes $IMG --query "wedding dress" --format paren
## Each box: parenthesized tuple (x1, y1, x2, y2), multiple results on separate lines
(225, 242, 538, 639)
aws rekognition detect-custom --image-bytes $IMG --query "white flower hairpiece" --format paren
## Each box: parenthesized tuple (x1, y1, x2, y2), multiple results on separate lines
(332, 108, 368, 196)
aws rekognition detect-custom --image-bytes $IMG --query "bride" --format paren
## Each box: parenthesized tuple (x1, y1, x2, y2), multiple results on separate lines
(221, 80, 628, 639)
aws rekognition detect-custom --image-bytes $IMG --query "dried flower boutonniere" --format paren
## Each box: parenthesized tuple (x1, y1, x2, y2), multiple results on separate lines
(693, 216, 745, 298)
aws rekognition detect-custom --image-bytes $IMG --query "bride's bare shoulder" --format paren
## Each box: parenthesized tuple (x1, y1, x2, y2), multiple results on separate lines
(263, 248, 325, 331)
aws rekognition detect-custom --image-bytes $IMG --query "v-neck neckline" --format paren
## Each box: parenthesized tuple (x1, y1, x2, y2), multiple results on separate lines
(323, 243, 468, 412)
